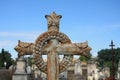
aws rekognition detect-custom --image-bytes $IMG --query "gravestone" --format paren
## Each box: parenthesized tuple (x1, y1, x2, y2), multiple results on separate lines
(87, 58, 97, 80)
(116, 59, 120, 80)
(74, 60, 84, 80)
(14, 57, 26, 74)
(12, 57, 30, 80)
(26, 66, 31, 74)
(14, 12, 91, 80)
(74, 60, 82, 75)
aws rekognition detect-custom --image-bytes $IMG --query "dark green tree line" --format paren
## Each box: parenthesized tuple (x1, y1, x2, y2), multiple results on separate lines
(0, 48, 14, 69)
(97, 48, 120, 74)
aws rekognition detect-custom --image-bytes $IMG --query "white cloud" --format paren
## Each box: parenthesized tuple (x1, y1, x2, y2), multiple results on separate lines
(0, 32, 39, 38)
(0, 31, 44, 49)
(0, 31, 45, 42)
(101, 24, 120, 31)
(0, 40, 16, 48)
(83, 24, 120, 35)
(109, 24, 120, 29)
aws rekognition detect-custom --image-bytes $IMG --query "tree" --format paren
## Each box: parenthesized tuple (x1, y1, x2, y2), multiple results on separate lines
(27, 56, 33, 66)
(0, 48, 13, 69)
(0, 49, 6, 67)
(79, 53, 92, 62)
(97, 48, 120, 75)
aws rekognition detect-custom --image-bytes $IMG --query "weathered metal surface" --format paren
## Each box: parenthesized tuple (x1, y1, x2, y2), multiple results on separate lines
(14, 12, 92, 80)
(109, 40, 115, 80)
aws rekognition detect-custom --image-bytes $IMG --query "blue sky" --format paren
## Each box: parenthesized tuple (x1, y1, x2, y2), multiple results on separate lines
(0, 0, 120, 59)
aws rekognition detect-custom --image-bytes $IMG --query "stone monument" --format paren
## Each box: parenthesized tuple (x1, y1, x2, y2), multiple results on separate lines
(87, 58, 97, 80)
(74, 60, 82, 75)
(14, 12, 91, 80)
(12, 57, 29, 80)
(14, 57, 26, 74)
(74, 60, 84, 80)
(116, 59, 120, 80)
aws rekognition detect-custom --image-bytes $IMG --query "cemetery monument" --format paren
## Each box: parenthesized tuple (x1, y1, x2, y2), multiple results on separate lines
(14, 12, 91, 80)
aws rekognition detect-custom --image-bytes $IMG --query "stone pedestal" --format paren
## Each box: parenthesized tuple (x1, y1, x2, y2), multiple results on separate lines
(116, 60, 120, 80)
(12, 73, 30, 80)
(74, 74, 84, 80)
(12, 57, 29, 80)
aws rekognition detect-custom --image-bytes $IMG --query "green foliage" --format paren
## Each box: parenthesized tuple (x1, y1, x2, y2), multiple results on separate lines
(79, 53, 92, 62)
(27, 56, 33, 66)
(97, 48, 120, 74)
(0, 48, 13, 69)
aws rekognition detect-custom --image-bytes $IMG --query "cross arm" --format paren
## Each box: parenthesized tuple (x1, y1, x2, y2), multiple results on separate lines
(55, 41, 91, 57)
(14, 40, 34, 57)
(43, 41, 91, 57)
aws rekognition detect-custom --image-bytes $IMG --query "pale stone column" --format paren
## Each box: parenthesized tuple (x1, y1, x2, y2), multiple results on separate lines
(15, 56, 27, 74)
(47, 39, 59, 80)
(47, 49, 59, 80)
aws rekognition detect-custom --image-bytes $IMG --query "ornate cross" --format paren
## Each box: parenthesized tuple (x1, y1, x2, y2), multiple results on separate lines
(14, 12, 91, 80)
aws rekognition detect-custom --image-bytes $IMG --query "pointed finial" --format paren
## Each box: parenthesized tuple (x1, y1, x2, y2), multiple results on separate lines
(45, 12, 62, 31)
